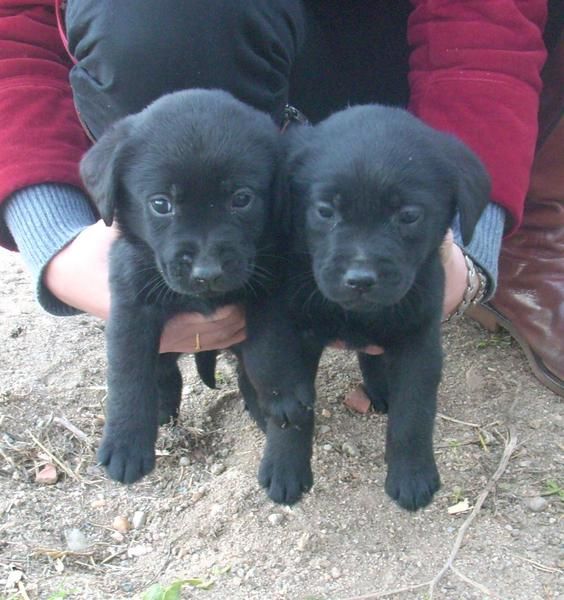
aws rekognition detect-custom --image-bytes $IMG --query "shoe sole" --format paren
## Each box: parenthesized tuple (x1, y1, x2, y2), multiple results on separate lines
(467, 304, 564, 398)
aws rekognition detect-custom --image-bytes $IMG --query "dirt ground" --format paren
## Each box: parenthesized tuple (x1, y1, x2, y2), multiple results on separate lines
(1, 247, 562, 600)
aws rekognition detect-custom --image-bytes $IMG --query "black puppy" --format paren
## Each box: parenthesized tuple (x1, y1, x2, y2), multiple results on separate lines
(246, 104, 490, 510)
(80, 89, 283, 484)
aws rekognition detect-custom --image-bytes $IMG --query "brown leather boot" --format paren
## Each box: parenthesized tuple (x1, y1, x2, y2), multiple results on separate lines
(469, 37, 564, 397)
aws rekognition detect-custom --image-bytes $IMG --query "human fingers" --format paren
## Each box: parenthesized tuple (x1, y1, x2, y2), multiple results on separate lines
(160, 304, 247, 353)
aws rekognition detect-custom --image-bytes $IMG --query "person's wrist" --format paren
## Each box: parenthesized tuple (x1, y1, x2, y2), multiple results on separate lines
(443, 242, 488, 322)
(43, 220, 116, 319)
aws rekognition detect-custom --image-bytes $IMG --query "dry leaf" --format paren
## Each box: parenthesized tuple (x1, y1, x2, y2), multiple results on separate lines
(447, 498, 473, 515)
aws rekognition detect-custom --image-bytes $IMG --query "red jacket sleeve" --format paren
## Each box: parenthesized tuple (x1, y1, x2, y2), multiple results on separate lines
(0, 0, 90, 249)
(408, 0, 547, 233)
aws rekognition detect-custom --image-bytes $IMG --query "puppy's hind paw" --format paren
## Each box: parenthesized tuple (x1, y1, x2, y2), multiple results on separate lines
(269, 398, 313, 429)
(385, 461, 440, 511)
(97, 435, 156, 484)
(368, 392, 388, 414)
(267, 383, 315, 428)
(258, 454, 313, 506)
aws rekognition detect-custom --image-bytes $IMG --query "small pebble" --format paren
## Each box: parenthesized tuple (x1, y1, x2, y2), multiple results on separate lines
(321, 409, 332, 418)
(5, 570, 23, 588)
(322, 444, 333, 452)
(330, 567, 342, 580)
(179, 456, 190, 467)
(127, 544, 152, 558)
(192, 488, 206, 503)
(91, 498, 106, 508)
(342, 441, 359, 457)
(525, 496, 548, 512)
(54, 558, 65, 573)
(36, 463, 58, 485)
(111, 531, 125, 543)
(112, 516, 131, 533)
(268, 513, 284, 526)
(132, 511, 146, 529)
(65, 528, 90, 552)
(297, 532, 312, 552)
(344, 385, 371, 414)
(210, 462, 226, 475)
(318, 425, 330, 434)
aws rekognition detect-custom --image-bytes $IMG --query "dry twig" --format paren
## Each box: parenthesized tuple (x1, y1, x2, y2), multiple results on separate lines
(53, 416, 90, 443)
(28, 430, 79, 480)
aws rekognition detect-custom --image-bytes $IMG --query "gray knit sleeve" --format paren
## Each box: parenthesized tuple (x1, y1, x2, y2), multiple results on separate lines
(4, 184, 97, 316)
(451, 202, 505, 301)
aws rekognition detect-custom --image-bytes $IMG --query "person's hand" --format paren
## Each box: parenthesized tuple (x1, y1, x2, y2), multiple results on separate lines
(440, 229, 469, 319)
(160, 305, 246, 353)
(44, 220, 246, 353)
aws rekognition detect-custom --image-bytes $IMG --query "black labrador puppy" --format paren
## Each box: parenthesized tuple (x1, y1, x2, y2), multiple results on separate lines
(80, 89, 283, 484)
(243, 104, 490, 510)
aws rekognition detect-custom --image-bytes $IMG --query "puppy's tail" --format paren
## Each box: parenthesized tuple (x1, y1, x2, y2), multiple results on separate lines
(195, 351, 218, 389)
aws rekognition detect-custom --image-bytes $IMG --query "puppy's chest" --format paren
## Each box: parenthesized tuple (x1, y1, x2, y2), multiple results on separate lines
(287, 279, 431, 349)
(303, 308, 395, 348)
(287, 291, 395, 348)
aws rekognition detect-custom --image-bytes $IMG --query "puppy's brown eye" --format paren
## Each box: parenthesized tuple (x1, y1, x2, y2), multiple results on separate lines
(317, 205, 335, 219)
(231, 188, 255, 209)
(149, 196, 173, 215)
(398, 206, 422, 225)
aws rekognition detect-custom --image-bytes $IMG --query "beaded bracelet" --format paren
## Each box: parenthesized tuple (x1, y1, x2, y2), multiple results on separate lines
(443, 251, 488, 323)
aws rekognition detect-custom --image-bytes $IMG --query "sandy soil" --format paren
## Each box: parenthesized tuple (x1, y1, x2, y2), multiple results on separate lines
(1, 248, 562, 600)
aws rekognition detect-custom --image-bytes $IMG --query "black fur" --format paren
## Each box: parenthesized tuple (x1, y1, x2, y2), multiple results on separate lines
(246, 105, 491, 509)
(80, 89, 284, 484)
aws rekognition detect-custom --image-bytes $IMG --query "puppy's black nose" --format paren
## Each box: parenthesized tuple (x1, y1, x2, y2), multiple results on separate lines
(344, 269, 377, 293)
(191, 265, 223, 292)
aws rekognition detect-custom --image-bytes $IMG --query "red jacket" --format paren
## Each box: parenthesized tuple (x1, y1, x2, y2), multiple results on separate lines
(0, 0, 547, 250)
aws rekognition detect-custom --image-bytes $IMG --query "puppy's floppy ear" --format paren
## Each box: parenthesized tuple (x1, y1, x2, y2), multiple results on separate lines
(448, 137, 492, 245)
(79, 117, 133, 226)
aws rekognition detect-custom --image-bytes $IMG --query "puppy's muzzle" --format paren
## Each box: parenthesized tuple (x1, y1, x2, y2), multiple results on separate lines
(189, 262, 224, 294)
(343, 267, 378, 294)
(168, 250, 249, 296)
(320, 257, 409, 311)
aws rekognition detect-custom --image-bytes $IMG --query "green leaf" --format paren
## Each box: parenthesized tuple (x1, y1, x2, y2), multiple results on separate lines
(162, 581, 185, 600)
(184, 578, 214, 590)
(142, 583, 165, 600)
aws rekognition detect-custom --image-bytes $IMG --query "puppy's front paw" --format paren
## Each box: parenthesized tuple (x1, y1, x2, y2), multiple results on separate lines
(385, 459, 440, 511)
(258, 450, 313, 505)
(97, 430, 156, 484)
